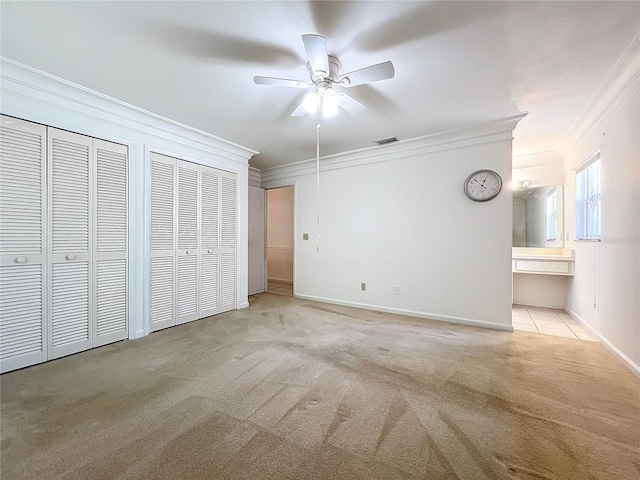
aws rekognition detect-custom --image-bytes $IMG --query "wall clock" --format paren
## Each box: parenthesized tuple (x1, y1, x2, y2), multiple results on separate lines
(463, 169, 502, 202)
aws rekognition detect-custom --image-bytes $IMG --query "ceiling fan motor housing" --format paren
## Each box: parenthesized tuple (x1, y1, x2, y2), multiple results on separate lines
(308, 55, 342, 84)
(254, 34, 393, 117)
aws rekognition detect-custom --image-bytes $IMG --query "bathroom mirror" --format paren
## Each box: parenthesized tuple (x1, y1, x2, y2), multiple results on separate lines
(513, 185, 564, 248)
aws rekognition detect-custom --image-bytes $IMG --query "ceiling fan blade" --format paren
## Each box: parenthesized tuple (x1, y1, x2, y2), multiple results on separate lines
(338, 92, 367, 114)
(254, 76, 310, 88)
(340, 61, 395, 87)
(156, 26, 299, 66)
(302, 34, 330, 76)
(291, 102, 308, 117)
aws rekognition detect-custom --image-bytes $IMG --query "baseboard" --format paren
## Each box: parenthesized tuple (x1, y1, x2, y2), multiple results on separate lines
(267, 277, 293, 284)
(566, 308, 640, 380)
(238, 302, 250, 310)
(513, 301, 564, 310)
(295, 294, 514, 332)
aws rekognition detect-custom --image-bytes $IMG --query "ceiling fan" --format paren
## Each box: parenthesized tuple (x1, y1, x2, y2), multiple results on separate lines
(254, 34, 395, 118)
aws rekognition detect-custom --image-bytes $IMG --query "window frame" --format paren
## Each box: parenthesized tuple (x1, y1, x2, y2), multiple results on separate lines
(575, 152, 602, 241)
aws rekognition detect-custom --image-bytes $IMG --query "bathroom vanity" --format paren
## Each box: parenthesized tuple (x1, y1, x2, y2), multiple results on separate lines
(512, 185, 574, 308)
(512, 247, 574, 276)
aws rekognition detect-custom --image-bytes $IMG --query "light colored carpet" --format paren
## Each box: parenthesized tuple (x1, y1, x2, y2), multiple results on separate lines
(1, 293, 639, 479)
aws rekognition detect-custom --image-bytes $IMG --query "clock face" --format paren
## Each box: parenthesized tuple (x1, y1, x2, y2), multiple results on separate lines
(464, 169, 502, 202)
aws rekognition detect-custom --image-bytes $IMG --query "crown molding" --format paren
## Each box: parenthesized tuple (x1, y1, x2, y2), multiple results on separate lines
(559, 33, 640, 156)
(512, 150, 564, 169)
(0, 57, 259, 164)
(260, 114, 526, 187)
(248, 166, 262, 188)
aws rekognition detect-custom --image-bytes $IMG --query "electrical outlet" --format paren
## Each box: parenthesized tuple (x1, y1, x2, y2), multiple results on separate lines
(393, 287, 400, 295)
(361, 283, 366, 291)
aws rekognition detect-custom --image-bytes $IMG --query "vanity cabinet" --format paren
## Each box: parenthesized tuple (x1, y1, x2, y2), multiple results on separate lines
(512, 248, 574, 276)
(511, 182, 573, 308)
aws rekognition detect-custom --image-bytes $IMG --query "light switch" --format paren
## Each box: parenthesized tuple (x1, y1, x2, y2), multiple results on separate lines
(303, 233, 309, 240)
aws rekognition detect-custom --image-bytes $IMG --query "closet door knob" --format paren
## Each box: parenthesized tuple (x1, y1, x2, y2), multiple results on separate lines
(66, 254, 76, 260)
(185, 250, 190, 255)
(207, 249, 212, 254)
(15, 257, 27, 263)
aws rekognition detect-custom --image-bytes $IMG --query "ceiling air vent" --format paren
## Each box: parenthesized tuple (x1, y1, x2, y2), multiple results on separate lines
(375, 137, 398, 146)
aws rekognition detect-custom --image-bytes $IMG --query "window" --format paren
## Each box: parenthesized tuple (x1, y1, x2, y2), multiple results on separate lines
(546, 188, 557, 241)
(576, 153, 601, 240)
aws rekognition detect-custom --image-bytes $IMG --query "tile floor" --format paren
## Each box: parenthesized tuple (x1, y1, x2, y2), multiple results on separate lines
(262, 284, 595, 342)
(267, 279, 293, 297)
(512, 304, 596, 341)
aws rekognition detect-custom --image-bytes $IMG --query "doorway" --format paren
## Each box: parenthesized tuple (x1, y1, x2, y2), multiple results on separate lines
(266, 186, 294, 297)
(248, 186, 266, 295)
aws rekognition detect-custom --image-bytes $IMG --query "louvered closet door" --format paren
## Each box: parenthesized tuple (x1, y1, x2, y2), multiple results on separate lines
(176, 160, 199, 325)
(93, 139, 128, 346)
(48, 128, 93, 359)
(219, 171, 237, 313)
(150, 153, 176, 331)
(0, 116, 48, 373)
(199, 166, 220, 317)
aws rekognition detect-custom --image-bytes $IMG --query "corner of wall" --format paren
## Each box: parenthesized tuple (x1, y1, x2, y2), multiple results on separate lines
(249, 166, 262, 188)
(566, 308, 640, 380)
(278, 115, 522, 330)
(560, 33, 640, 376)
(261, 114, 526, 188)
(559, 33, 640, 158)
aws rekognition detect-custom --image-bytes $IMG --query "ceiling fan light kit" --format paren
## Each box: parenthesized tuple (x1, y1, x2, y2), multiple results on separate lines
(321, 88, 339, 118)
(253, 34, 395, 118)
(302, 92, 319, 114)
(253, 33, 396, 250)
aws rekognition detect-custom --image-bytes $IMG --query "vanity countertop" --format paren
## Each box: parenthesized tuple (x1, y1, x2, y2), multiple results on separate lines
(512, 247, 574, 260)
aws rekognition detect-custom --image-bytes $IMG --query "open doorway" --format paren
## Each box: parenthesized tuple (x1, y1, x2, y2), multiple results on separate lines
(248, 185, 266, 295)
(266, 186, 294, 296)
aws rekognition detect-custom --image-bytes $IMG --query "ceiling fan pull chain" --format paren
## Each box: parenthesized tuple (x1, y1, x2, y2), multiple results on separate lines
(316, 120, 321, 252)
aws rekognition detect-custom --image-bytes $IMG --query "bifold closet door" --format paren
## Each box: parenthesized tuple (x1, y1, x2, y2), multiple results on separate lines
(219, 172, 237, 313)
(0, 116, 48, 373)
(199, 166, 220, 317)
(150, 153, 176, 331)
(149, 155, 237, 329)
(93, 139, 128, 346)
(176, 161, 199, 325)
(1, 117, 128, 372)
(48, 128, 93, 359)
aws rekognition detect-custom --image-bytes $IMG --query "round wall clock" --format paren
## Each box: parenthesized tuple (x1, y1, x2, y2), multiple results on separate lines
(463, 169, 502, 202)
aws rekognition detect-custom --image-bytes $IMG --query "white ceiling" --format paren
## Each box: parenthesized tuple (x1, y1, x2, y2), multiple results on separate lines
(1, 1, 638, 169)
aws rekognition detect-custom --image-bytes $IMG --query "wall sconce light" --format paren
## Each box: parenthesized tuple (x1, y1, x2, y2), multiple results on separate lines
(512, 180, 533, 189)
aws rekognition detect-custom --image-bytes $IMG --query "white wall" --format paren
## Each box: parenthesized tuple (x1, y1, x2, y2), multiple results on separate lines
(562, 38, 639, 375)
(0, 58, 257, 339)
(266, 186, 294, 283)
(513, 274, 565, 309)
(262, 116, 524, 330)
